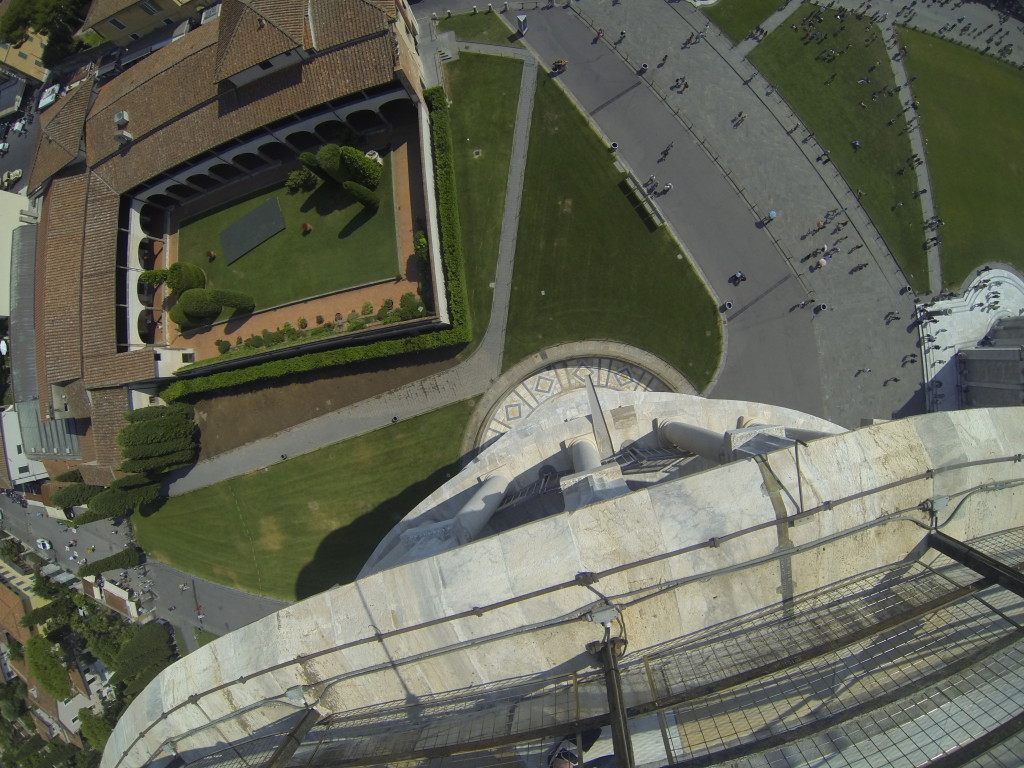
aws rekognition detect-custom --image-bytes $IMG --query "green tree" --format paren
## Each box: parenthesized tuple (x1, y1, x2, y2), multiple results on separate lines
(77, 708, 111, 749)
(85, 483, 162, 519)
(77, 548, 141, 578)
(25, 636, 70, 700)
(0, 538, 20, 563)
(53, 469, 83, 482)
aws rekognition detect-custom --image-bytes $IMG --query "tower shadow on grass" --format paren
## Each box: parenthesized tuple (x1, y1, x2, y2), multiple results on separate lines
(293, 461, 463, 600)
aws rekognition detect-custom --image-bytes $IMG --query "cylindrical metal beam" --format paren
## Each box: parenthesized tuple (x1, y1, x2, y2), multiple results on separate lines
(453, 474, 510, 543)
(660, 420, 727, 464)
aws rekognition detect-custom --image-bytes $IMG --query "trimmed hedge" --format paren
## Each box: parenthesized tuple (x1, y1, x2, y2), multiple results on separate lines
(168, 301, 194, 330)
(178, 289, 222, 320)
(110, 473, 157, 491)
(53, 469, 82, 483)
(120, 436, 196, 461)
(340, 145, 382, 189)
(343, 180, 380, 210)
(300, 151, 330, 183)
(118, 414, 195, 447)
(159, 85, 470, 402)
(50, 483, 104, 508)
(78, 547, 142, 578)
(316, 143, 345, 185)
(213, 289, 255, 312)
(166, 262, 206, 293)
(124, 402, 194, 424)
(86, 482, 162, 518)
(120, 447, 196, 475)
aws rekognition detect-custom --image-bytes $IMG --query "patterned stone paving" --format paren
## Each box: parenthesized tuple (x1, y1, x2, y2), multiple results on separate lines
(481, 356, 672, 444)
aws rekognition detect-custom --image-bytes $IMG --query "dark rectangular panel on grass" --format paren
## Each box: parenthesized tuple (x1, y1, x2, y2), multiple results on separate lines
(220, 198, 286, 264)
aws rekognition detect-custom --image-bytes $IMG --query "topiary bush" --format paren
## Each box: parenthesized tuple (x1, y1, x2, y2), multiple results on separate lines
(399, 292, 425, 320)
(339, 145, 382, 188)
(139, 269, 169, 286)
(343, 181, 380, 211)
(177, 289, 222, 321)
(51, 483, 104, 508)
(244, 335, 265, 349)
(316, 143, 345, 185)
(125, 403, 193, 424)
(300, 151, 331, 183)
(166, 262, 206, 293)
(211, 288, 255, 313)
(347, 318, 366, 332)
(215, 339, 231, 354)
(168, 301, 192, 330)
(376, 298, 394, 321)
(118, 413, 195, 448)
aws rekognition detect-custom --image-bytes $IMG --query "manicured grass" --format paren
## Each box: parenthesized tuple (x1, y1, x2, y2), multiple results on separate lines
(504, 73, 721, 388)
(446, 53, 523, 346)
(436, 11, 522, 46)
(901, 27, 1024, 288)
(750, 6, 928, 291)
(177, 166, 397, 311)
(135, 400, 476, 601)
(703, 0, 783, 45)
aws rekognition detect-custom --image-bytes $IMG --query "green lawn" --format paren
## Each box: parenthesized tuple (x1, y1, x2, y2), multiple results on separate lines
(504, 73, 721, 389)
(136, 400, 476, 601)
(901, 27, 1024, 288)
(436, 11, 522, 46)
(750, 6, 928, 291)
(177, 165, 397, 311)
(703, 0, 783, 45)
(446, 53, 523, 346)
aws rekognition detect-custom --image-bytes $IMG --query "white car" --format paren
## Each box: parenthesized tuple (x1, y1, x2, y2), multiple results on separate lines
(0, 143, 8, 156)
(36, 538, 52, 550)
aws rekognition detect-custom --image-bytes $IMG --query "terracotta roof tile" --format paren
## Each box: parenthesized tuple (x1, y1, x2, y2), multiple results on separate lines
(214, 0, 304, 82)
(309, 0, 390, 50)
(87, 387, 131, 470)
(41, 172, 88, 385)
(27, 75, 93, 194)
(91, 35, 395, 192)
(79, 174, 120, 372)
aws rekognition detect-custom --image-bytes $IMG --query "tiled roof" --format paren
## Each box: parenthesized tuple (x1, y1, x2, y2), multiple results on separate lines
(87, 387, 131, 470)
(27, 74, 93, 194)
(90, 34, 396, 192)
(214, 0, 305, 82)
(0, 581, 31, 645)
(309, 0, 390, 50)
(0, 419, 11, 489)
(79, 173, 120, 373)
(41, 171, 87, 386)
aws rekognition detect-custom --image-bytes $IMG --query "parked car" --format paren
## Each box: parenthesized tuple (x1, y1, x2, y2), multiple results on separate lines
(35, 538, 52, 550)
(0, 143, 9, 156)
(2, 169, 22, 189)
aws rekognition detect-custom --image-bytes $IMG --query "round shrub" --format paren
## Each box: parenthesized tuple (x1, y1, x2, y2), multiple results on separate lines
(178, 289, 222, 320)
(215, 339, 231, 354)
(340, 145, 382, 188)
(343, 181, 380, 211)
(166, 262, 206, 293)
(244, 335, 265, 349)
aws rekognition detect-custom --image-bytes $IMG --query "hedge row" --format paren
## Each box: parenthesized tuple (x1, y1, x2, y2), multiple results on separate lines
(51, 483, 104, 508)
(124, 402, 193, 424)
(120, 447, 196, 475)
(78, 547, 142, 578)
(158, 87, 470, 402)
(120, 436, 196, 461)
(118, 413, 195, 448)
(82, 482, 162, 522)
(343, 180, 380, 210)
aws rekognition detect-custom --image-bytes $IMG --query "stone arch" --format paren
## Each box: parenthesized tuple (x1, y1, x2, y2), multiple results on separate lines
(346, 109, 386, 134)
(209, 163, 244, 181)
(137, 309, 158, 345)
(315, 119, 352, 144)
(186, 173, 219, 191)
(233, 152, 268, 171)
(139, 204, 165, 238)
(259, 141, 292, 162)
(379, 98, 414, 125)
(166, 183, 198, 200)
(138, 238, 158, 270)
(137, 273, 157, 306)
(285, 130, 320, 152)
(147, 193, 177, 208)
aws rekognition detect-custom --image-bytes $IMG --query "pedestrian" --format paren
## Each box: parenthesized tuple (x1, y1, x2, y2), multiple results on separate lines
(663, 182, 673, 193)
